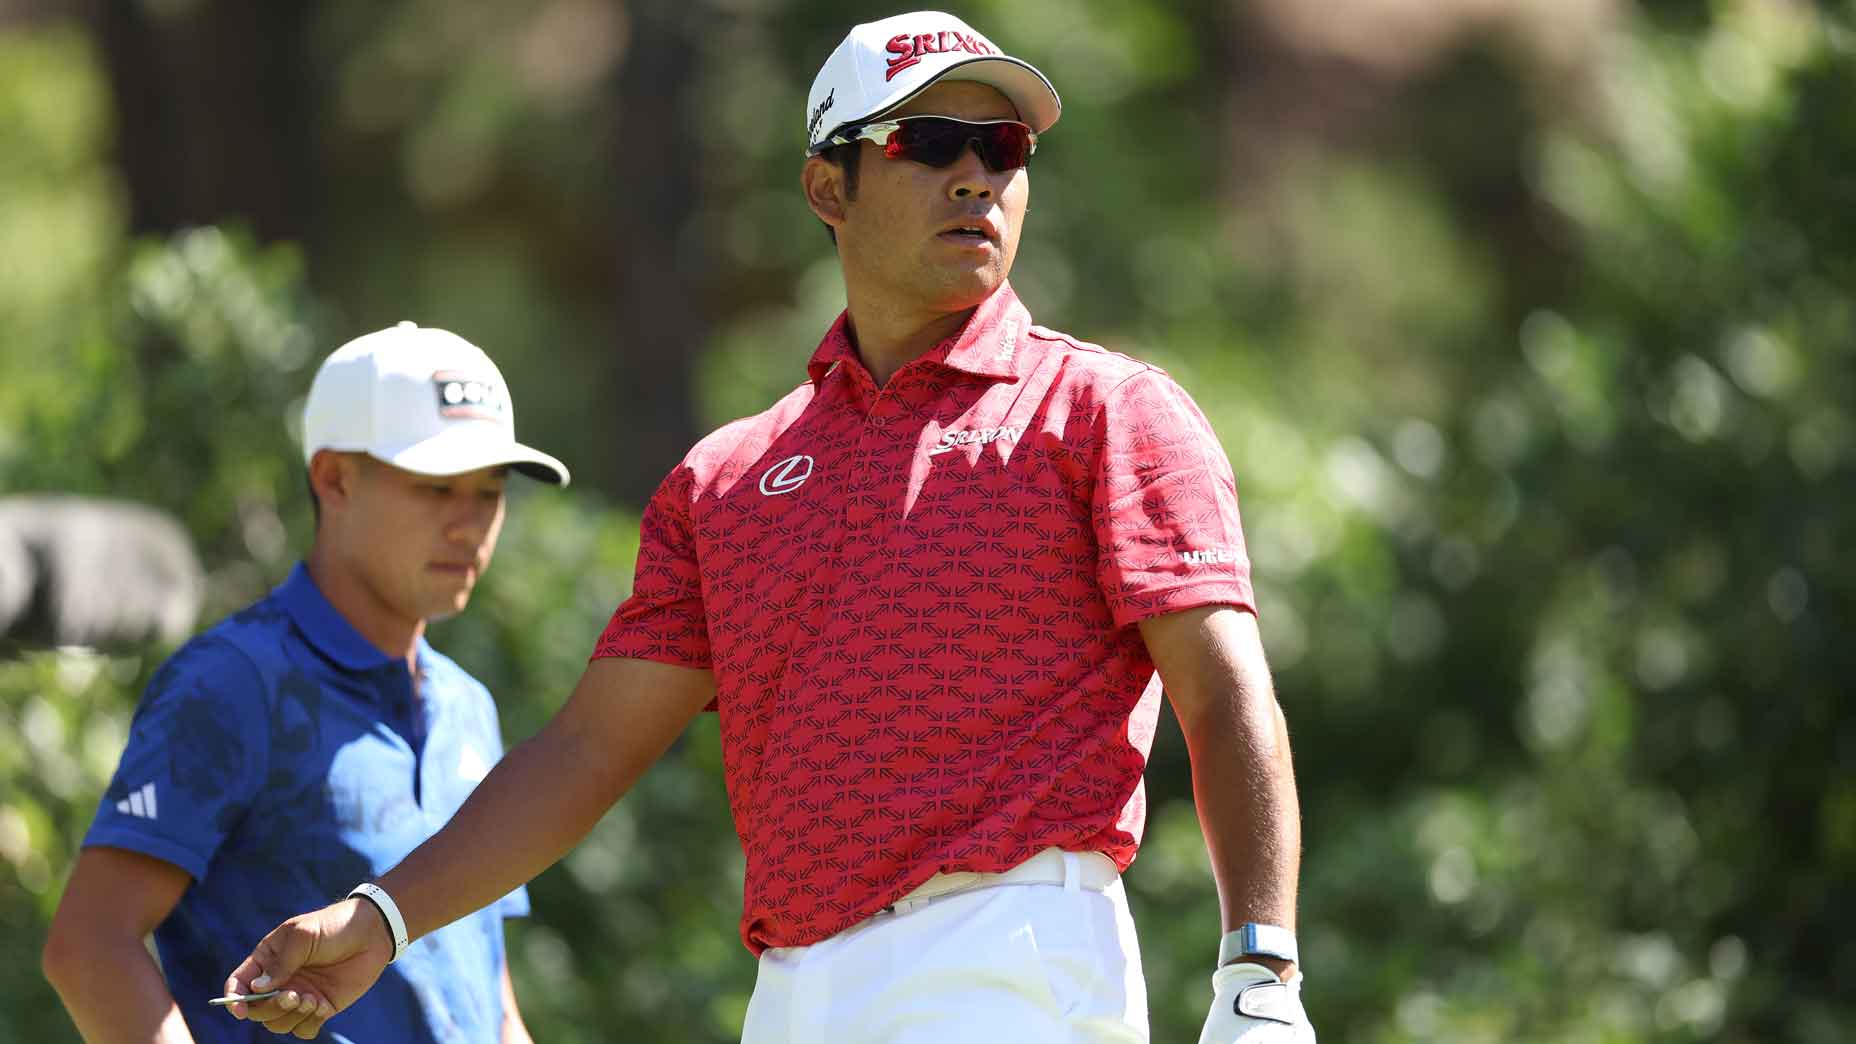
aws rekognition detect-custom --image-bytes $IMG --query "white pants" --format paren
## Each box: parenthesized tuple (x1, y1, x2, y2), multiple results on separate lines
(741, 850, 1149, 1044)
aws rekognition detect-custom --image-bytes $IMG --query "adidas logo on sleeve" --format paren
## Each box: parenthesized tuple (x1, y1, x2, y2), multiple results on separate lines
(115, 782, 159, 820)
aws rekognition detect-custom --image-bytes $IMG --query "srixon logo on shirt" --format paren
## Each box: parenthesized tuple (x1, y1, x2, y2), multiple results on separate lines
(929, 425, 1024, 456)
(886, 30, 1001, 80)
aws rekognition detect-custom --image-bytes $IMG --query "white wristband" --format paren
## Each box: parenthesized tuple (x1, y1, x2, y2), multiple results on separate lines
(1218, 923, 1298, 969)
(348, 882, 409, 963)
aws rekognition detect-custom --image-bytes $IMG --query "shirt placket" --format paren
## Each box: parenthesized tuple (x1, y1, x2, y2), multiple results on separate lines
(413, 658, 443, 817)
(837, 366, 892, 584)
(375, 662, 425, 809)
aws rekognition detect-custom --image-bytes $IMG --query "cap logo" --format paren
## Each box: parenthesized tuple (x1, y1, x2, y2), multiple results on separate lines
(433, 370, 507, 421)
(808, 88, 836, 143)
(884, 30, 999, 81)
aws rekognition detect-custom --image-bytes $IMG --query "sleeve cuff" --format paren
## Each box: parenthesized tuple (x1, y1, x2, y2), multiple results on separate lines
(1107, 582, 1257, 630)
(81, 830, 210, 882)
(587, 643, 711, 671)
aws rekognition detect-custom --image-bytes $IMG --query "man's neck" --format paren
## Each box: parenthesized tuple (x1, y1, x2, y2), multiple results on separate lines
(305, 544, 425, 673)
(842, 293, 978, 388)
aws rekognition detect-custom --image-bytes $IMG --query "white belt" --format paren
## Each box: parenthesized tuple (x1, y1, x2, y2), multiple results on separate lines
(882, 848, 1119, 916)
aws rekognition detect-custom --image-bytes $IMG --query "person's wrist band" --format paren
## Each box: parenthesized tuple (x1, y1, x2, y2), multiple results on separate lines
(1218, 923, 1298, 969)
(347, 883, 409, 963)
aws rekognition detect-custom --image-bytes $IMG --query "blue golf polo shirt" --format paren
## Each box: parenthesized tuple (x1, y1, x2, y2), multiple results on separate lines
(85, 563, 528, 1044)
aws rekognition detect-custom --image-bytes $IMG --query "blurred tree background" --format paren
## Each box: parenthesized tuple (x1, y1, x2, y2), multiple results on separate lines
(1, 0, 1851, 1040)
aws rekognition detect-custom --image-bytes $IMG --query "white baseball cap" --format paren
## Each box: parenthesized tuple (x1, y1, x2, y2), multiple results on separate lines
(301, 322, 570, 485)
(804, 10, 1061, 154)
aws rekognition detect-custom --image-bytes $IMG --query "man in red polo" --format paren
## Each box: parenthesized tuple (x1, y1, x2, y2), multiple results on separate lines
(225, 11, 1315, 1043)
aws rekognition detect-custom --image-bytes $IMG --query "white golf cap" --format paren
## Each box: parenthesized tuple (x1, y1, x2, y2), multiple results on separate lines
(301, 322, 569, 485)
(805, 10, 1061, 154)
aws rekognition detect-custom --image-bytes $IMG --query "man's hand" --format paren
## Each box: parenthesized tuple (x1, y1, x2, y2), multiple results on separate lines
(222, 898, 393, 1038)
(1198, 963, 1316, 1044)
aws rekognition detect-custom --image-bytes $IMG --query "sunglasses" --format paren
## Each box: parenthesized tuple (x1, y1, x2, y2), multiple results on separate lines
(817, 116, 1038, 172)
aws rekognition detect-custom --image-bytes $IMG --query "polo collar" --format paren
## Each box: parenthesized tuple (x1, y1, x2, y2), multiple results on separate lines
(275, 562, 399, 673)
(806, 313, 860, 387)
(806, 283, 1032, 387)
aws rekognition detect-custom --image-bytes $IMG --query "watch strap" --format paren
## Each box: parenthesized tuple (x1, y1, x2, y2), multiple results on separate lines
(347, 882, 409, 963)
(1218, 923, 1298, 968)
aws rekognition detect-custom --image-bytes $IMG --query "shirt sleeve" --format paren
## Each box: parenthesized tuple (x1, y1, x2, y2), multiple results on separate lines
(1092, 368, 1257, 628)
(83, 636, 268, 881)
(592, 463, 712, 669)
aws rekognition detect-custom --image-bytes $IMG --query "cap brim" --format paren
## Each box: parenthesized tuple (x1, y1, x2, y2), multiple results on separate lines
(381, 428, 571, 486)
(820, 55, 1062, 148)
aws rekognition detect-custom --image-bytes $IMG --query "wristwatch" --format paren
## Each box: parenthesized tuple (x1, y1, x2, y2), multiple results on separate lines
(1218, 923, 1298, 969)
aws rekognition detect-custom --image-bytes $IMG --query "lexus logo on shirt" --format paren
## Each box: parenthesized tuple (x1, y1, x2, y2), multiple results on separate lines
(759, 454, 815, 496)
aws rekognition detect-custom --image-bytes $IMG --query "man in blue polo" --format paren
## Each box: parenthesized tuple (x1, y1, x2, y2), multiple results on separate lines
(41, 322, 569, 1043)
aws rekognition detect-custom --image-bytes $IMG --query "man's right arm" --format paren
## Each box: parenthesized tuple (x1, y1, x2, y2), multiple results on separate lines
(43, 846, 197, 1043)
(225, 655, 715, 1038)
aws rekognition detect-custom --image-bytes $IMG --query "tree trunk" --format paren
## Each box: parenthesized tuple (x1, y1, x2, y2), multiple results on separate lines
(595, 0, 706, 502)
(89, 0, 315, 242)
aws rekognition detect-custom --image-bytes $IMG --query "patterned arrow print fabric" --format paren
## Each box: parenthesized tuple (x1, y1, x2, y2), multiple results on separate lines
(595, 283, 1255, 953)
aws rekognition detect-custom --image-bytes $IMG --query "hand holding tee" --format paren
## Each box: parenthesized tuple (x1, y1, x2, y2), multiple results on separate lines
(221, 898, 395, 1038)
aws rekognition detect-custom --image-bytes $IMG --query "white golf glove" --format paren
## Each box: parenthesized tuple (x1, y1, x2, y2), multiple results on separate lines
(1197, 962, 1316, 1044)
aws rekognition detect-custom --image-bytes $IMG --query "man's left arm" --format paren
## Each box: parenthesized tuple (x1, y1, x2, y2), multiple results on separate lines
(1143, 605, 1315, 1042)
(1097, 370, 1313, 1038)
(1140, 604, 1301, 980)
(498, 960, 532, 1044)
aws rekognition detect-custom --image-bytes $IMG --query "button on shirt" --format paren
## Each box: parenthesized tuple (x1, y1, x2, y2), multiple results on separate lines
(595, 283, 1256, 953)
(85, 564, 526, 1044)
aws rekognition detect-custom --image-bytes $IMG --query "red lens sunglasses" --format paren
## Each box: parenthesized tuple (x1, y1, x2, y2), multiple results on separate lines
(814, 116, 1038, 173)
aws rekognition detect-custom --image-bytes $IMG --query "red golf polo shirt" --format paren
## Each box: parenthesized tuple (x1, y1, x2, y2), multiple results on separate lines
(594, 283, 1255, 953)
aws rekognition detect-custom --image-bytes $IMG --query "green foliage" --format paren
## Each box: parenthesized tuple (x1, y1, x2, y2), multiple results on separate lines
(1200, 6, 1854, 1041)
(3, 2, 1854, 1042)
(0, 27, 658, 1040)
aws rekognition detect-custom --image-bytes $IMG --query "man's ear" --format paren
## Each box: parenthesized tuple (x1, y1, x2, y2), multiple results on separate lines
(308, 450, 359, 513)
(802, 155, 849, 230)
